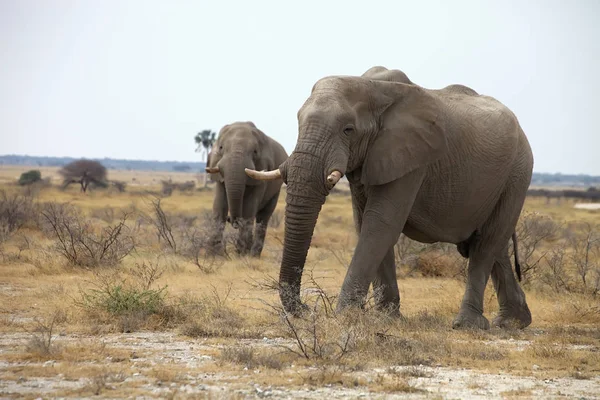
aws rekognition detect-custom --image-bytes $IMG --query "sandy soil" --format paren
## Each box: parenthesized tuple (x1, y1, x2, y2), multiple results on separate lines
(1, 331, 599, 399)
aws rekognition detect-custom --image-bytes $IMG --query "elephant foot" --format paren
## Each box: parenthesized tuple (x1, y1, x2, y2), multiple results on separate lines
(452, 311, 490, 330)
(335, 296, 363, 314)
(492, 304, 532, 329)
(282, 299, 309, 317)
(374, 300, 401, 317)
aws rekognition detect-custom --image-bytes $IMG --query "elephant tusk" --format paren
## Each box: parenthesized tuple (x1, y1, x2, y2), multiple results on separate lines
(205, 167, 220, 174)
(326, 170, 343, 186)
(245, 168, 282, 180)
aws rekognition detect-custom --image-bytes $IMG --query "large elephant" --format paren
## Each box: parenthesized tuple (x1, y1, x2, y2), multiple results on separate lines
(206, 121, 288, 257)
(246, 67, 534, 330)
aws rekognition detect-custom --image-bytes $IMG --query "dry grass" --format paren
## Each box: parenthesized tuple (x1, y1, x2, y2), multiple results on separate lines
(1, 166, 600, 397)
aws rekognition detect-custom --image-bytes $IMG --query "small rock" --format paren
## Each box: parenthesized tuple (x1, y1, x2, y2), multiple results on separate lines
(43, 360, 55, 367)
(533, 364, 540, 370)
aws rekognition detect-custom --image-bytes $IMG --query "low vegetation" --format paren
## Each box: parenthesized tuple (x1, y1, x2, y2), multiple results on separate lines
(0, 166, 599, 397)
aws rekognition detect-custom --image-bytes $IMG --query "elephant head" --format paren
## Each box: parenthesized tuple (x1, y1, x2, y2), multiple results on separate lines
(246, 76, 447, 314)
(206, 121, 278, 228)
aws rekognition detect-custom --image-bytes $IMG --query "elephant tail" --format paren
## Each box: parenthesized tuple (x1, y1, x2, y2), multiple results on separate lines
(512, 232, 522, 282)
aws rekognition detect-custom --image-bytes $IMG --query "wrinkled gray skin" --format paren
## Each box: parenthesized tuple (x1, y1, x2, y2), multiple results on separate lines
(254, 66, 533, 330)
(207, 122, 288, 257)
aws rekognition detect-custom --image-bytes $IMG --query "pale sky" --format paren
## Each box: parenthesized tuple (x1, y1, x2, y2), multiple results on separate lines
(1, 0, 598, 174)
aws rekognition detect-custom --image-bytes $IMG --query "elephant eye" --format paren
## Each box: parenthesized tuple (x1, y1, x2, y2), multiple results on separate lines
(343, 125, 355, 136)
(219, 146, 223, 151)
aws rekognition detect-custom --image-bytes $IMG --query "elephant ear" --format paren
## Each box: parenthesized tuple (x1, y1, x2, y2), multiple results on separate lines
(251, 128, 276, 171)
(361, 88, 447, 186)
(207, 150, 223, 183)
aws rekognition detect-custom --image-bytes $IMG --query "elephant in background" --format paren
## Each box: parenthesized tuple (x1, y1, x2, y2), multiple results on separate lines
(206, 121, 288, 257)
(247, 66, 534, 330)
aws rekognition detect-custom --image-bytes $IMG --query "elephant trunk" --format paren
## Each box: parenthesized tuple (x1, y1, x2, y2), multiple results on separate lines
(279, 196, 324, 314)
(223, 154, 251, 227)
(278, 138, 335, 314)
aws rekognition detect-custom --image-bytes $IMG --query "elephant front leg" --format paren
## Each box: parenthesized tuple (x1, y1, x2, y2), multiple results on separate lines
(372, 247, 401, 316)
(234, 219, 254, 256)
(209, 183, 228, 256)
(337, 170, 424, 312)
(250, 221, 267, 258)
(208, 220, 227, 256)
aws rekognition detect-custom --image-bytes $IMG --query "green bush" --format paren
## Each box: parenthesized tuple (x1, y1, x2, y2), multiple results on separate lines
(80, 281, 167, 316)
(18, 170, 42, 186)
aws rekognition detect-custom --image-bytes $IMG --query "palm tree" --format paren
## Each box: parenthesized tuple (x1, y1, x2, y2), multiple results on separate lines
(194, 129, 217, 187)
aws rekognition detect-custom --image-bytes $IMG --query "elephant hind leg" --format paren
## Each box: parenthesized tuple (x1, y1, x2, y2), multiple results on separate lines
(491, 251, 531, 329)
(453, 177, 531, 331)
(452, 239, 494, 330)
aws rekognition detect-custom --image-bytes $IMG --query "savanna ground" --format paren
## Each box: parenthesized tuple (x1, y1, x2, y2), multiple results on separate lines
(1, 166, 599, 399)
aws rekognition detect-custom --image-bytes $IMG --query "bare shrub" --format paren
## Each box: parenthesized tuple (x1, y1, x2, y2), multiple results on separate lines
(394, 234, 428, 273)
(254, 272, 354, 361)
(539, 247, 571, 293)
(182, 226, 226, 273)
(568, 223, 600, 294)
(128, 259, 165, 290)
(143, 200, 229, 270)
(24, 312, 64, 357)
(41, 203, 135, 267)
(513, 211, 561, 280)
(415, 248, 466, 279)
(0, 190, 38, 235)
(393, 235, 466, 279)
(145, 198, 177, 252)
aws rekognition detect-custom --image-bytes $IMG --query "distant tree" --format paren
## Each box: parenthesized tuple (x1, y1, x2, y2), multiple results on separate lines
(194, 129, 217, 159)
(194, 129, 217, 188)
(59, 159, 107, 193)
(18, 170, 42, 186)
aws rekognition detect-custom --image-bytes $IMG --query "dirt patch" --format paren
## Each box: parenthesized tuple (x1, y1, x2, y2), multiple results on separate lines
(1, 331, 599, 399)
